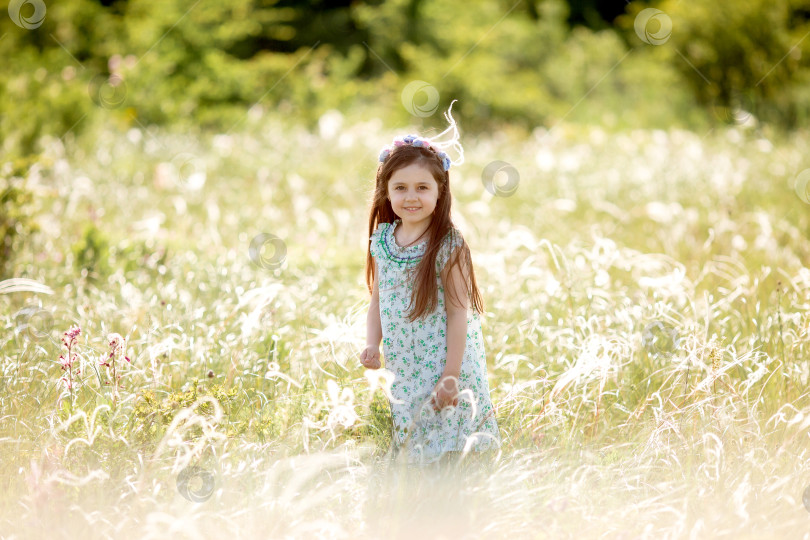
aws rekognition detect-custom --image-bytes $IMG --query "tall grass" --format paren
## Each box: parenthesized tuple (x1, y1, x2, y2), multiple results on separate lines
(2, 110, 810, 538)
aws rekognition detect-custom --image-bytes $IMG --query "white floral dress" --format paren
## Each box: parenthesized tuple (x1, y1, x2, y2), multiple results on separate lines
(370, 218, 501, 465)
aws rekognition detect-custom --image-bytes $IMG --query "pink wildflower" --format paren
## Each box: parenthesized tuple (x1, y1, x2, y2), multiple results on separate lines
(57, 326, 82, 407)
(101, 333, 131, 406)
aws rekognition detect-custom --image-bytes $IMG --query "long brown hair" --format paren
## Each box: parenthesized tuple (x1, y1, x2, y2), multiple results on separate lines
(365, 144, 485, 322)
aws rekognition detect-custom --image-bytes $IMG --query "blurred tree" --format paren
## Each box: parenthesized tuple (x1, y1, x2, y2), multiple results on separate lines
(8, 0, 810, 162)
(0, 158, 41, 279)
(619, 0, 810, 129)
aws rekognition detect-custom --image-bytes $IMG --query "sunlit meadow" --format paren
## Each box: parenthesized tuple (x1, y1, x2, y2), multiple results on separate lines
(3, 109, 810, 539)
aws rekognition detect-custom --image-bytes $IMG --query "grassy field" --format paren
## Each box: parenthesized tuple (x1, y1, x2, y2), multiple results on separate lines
(2, 111, 810, 538)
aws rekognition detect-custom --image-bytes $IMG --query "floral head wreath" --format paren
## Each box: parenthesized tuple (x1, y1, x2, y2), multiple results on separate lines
(378, 99, 465, 172)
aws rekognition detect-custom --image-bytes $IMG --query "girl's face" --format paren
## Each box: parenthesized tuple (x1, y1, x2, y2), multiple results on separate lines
(387, 162, 440, 225)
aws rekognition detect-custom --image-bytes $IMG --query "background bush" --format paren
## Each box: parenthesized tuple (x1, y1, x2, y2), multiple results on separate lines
(4, 0, 810, 164)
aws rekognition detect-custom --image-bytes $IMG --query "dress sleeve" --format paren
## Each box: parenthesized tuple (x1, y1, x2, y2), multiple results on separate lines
(369, 222, 388, 260)
(435, 227, 463, 273)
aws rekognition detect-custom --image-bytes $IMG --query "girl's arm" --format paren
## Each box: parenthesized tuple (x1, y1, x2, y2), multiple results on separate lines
(366, 259, 383, 350)
(441, 248, 469, 377)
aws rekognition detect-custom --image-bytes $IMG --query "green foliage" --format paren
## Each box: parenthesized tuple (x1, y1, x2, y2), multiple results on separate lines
(3, 0, 810, 154)
(66, 223, 167, 282)
(628, 0, 810, 129)
(0, 0, 748, 163)
(0, 157, 41, 279)
(130, 381, 240, 450)
(347, 390, 392, 453)
(346, 0, 702, 131)
(71, 223, 112, 281)
(117, 238, 167, 276)
(0, 0, 123, 157)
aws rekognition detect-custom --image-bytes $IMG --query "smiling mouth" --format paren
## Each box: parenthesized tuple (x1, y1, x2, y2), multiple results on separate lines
(404, 207, 421, 210)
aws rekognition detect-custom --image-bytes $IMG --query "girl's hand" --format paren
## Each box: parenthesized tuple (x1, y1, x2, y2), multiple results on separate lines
(359, 346, 381, 369)
(430, 374, 459, 411)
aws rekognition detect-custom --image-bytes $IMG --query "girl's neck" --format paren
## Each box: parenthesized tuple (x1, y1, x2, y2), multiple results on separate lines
(395, 218, 430, 246)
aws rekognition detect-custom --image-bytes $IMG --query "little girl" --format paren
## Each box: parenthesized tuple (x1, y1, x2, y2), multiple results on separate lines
(359, 100, 501, 466)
